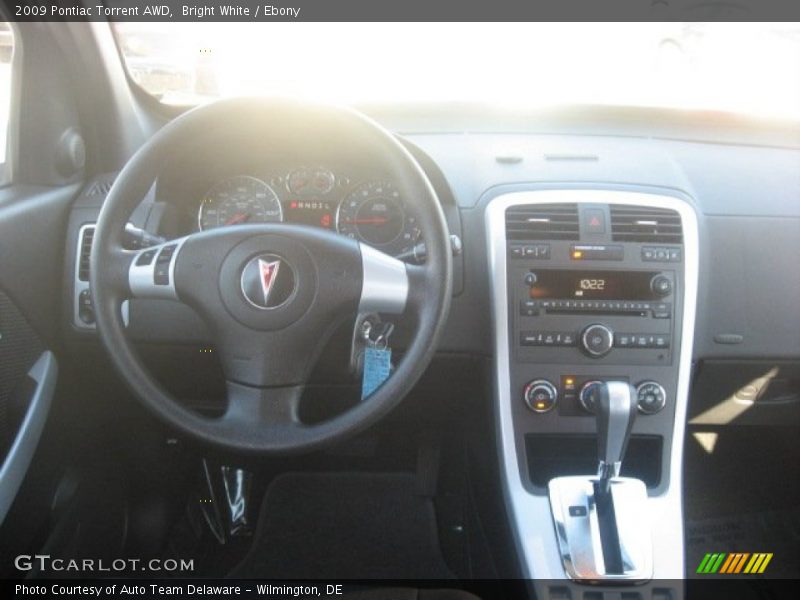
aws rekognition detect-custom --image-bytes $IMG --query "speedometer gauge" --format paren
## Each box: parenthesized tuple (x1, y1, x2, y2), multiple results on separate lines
(336, 181, 421, 256)
(198, 176, 283, 231)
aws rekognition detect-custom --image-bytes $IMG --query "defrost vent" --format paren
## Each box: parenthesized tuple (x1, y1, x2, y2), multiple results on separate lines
(610, 206, 682, 244)
(506, 203, 580, 241)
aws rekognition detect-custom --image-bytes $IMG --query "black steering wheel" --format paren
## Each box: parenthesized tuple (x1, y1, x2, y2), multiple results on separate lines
(90, 98, 452, 454)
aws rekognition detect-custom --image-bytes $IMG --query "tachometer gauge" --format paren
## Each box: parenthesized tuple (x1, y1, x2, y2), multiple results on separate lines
(336, 181, 421, 256)
(287, 167, 335, 196)
(198, 176, 283, 231)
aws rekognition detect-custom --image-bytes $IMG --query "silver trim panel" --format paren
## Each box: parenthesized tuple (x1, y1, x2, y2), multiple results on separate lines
(549, 475, 653, 581)
(129, 236, 190, 300)
(485, 189, 698, 581)
(73, 223, 95, 329)
(358, 243, 408, 314)
(0, 352, 58, 524)
(73, 224, 128, 329)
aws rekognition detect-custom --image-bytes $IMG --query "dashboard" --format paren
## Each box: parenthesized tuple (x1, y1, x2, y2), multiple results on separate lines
(166, 167, 424, 260)
(36, 97, 799, 594)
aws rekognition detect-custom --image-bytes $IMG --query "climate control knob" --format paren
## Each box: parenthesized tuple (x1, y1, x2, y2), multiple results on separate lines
(636, 381, 667, 414)
(578, 380, 604, 414)
(523, 379, 558, 413)
(580, 324, 614, 357)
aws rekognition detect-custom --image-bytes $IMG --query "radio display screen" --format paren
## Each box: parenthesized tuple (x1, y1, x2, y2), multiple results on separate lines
(528, 270, 663, 300)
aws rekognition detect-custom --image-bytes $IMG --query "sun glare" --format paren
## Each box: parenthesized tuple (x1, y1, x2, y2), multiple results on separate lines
(114, 22, 800, 120)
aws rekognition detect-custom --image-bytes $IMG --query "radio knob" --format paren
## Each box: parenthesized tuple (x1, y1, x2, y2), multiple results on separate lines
(524, 271, 538, 287)
(580, 324, 614, 357)
(636, 381, 667, 414)
(523, 379, 558, 413)
(578, 380, 604, 414)
(650, 274, 672, 297)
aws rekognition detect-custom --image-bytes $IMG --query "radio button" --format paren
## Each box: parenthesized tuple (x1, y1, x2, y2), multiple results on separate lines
(561, 332, 576, 346)
(520, 300, 539, 316)
(520, 331, 544, 346)
(615, 334, 632, 348)
(653, 335, 670, 348)
(581, 324, 614, 357)
(652, 303, 671, 319)
(650, 274, 672, 296)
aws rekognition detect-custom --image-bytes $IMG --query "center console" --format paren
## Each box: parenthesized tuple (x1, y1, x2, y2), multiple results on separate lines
(486, 189, 698, 595)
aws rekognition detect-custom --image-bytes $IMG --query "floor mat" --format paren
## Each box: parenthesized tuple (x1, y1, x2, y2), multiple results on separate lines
(230, 472, 455, 579)
(686, 507, 800, 578)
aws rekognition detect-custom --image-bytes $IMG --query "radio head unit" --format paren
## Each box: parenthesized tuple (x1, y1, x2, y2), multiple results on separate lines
(528, 269, 669, 301)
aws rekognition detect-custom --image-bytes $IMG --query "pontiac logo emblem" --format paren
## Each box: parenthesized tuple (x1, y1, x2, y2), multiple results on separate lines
(240, 254, 295, 309)
(258, 259, 281, 305)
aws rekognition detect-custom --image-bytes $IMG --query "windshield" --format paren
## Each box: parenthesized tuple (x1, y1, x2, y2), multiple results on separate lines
(113, 22, 800, 121)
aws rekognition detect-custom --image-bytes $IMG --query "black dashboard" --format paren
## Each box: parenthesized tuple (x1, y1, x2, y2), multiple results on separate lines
(61, 106, 800, 366)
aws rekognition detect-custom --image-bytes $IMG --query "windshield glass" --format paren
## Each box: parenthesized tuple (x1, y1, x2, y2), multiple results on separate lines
(113, 22, 800, 120)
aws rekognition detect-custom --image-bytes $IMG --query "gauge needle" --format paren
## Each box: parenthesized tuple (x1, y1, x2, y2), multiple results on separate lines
(344, 217, 389, 225)
(225, 212, 251, 225)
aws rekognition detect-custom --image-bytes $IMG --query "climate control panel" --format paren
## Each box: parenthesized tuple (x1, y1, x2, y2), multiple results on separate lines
(521, 376, 668, 415)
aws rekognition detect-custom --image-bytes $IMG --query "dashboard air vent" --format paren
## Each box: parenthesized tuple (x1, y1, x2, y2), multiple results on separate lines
(77, 225, 95, 282)
(86, 179, 113, 197)
(505, 203, 579, 241)
(610, 206, 682, 244)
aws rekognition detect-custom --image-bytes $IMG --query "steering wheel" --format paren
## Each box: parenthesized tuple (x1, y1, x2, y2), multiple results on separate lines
(90, 98, 452, 454)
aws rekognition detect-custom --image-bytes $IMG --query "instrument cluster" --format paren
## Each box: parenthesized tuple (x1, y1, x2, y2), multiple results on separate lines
(196, 167, 423, 259)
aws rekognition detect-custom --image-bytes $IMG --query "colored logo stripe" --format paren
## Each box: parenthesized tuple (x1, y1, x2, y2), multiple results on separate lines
(697, 552, 773, 574)
(744, 553, 774, 574)
(719, 553, 750, 573)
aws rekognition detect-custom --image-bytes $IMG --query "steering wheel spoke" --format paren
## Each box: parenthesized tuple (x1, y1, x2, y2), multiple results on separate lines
(223, 381, 303, 429)
(358, 243, 410, 315)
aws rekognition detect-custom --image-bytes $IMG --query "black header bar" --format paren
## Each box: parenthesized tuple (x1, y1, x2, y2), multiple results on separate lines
(3, 0, 800, 22)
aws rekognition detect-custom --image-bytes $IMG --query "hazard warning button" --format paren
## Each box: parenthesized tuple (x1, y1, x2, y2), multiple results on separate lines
(584, 208, 606, 234)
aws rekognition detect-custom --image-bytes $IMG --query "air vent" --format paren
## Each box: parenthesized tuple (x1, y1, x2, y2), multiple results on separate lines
(505, 203, 579, 241)
(77, 225, 95, 282)
(610, 206, 682, 244)
(86, 179, 113, 197)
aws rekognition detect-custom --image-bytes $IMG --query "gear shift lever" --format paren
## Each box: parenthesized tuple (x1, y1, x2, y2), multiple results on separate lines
(595, 381, 638, 494)
(548, 380, 652, 581)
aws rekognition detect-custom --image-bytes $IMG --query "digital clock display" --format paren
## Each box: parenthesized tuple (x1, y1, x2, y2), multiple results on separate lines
(528, 270, 663, 300)
(579, 279, 606, 291)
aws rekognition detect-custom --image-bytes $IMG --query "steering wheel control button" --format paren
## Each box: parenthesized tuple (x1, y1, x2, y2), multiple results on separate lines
(636, 381, 667, 414)
(135, 249, 157, 266)
(524, 379, 558, 413)
(240, 254, 296, 310)
(154, 244, 178, 285)
(580, 323, 614, 357)
(578, 380, 604, 414)
(78, 289, 95, 324)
